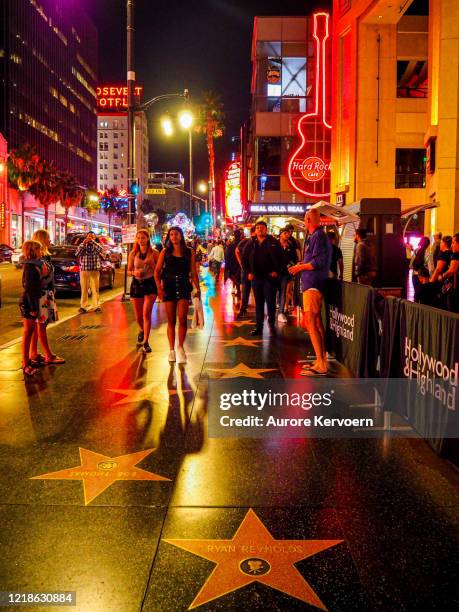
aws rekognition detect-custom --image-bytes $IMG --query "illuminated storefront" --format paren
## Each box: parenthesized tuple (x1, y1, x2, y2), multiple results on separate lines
(225, 160, 243, 222)
(244, 12, 332, 223)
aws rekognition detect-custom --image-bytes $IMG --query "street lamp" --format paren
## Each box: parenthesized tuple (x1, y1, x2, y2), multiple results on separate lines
(178, 110, 194, 218)
(161, 116, 174, 137)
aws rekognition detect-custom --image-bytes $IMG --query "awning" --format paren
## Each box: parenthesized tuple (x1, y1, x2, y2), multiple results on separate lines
(401, 202, 439, 218)
(309, 201, 360, 224)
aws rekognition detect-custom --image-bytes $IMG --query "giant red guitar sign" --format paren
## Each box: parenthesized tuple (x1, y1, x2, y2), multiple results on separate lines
(288, 12, 331, 198)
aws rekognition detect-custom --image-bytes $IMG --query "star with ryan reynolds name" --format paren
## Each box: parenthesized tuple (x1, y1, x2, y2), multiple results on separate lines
(31, 448, 170, 505)
(207, 362, 277, 379)
(220, 337, 263, 347)
(107, 384, 192, 406)
(165, 508, 343, 610)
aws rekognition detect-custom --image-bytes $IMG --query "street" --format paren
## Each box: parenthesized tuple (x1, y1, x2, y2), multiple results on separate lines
(0, 263, 126, 347)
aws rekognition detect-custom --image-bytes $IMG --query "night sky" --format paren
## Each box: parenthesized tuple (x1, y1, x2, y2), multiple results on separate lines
(85, 0, 331, 185)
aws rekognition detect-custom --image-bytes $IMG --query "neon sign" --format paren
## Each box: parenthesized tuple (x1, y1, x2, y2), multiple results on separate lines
(287, 12, 331, 198)
(225, 161, 243, 218)
(96, 85, 143, 110)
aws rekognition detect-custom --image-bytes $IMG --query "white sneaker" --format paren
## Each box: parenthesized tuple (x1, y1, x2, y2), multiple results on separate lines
(176, 346, 187, 364)
(278, 313, 288, 323)
(168, 350, 176, 362)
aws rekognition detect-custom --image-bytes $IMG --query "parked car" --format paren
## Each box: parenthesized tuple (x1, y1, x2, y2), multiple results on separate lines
(66, 232, 123, 268)
(12, 248, 22, 268)
(0, 244, 14, 263)
(49, 246, 115, 294)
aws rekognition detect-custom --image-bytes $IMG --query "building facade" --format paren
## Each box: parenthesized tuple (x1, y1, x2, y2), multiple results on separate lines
(97, 112, 149, 202)
(0, 0, 98, 186)
(244, 13, 332, 231)
(331, 0, 459, 234)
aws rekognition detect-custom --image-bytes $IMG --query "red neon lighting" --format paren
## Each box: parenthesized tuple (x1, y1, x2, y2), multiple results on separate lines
(287, 12, 331, 198)
(96, 85, 143, 109)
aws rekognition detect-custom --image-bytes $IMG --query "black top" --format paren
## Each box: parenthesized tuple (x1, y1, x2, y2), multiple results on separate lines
(22, 263, 42, 312)
(280, 242, 299, 275)
(163, 251, 191, 277)
(438, 250, 452, 267)
(330, 245, 343, 276)
(245, 236, 283, 278)
(237, 237, 251, 271)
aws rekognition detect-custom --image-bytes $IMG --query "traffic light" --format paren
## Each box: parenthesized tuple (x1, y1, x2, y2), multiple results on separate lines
(130, 179, 140, 195)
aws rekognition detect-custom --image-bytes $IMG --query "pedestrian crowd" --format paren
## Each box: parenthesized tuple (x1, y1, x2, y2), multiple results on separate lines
(18, 217, 458, 378)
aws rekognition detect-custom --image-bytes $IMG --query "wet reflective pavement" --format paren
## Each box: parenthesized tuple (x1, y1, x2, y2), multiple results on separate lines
(0, 273, 458, 611)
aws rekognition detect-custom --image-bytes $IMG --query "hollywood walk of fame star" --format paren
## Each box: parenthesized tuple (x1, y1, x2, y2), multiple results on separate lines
(206, 362, 278, 379)
(164, 508, 343, 610)
(107, 384, 193, 407)
(224, 320, 255, 327)
(31, 448, 170, 505)
(220, 337, 263, 348)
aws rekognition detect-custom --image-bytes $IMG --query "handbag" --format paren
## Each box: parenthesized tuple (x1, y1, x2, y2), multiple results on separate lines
(191, 296, 205, 329)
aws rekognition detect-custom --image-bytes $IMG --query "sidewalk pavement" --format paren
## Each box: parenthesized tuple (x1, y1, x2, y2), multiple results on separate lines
(0, 272, 458, 611)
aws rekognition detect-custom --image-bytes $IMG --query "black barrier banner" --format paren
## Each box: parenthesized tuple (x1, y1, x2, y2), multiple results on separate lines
(381, 298, 459, 463)
(324, 280, 378, 377)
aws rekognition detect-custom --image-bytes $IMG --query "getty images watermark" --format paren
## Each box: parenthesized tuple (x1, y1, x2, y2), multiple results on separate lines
(207, 379, 458, 439)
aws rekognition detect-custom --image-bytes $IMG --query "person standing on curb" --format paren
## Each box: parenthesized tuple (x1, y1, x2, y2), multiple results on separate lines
(75, 232, 105, 314)
(289, 209, 331, 376)
(29, 229, 64, 367)
(353, 229, 377, 286)
(127, 229, 159, 353)
(244, 220, 283, 336)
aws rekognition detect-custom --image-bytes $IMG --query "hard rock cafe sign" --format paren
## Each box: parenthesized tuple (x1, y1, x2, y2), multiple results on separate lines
(287, 12, 331, 198)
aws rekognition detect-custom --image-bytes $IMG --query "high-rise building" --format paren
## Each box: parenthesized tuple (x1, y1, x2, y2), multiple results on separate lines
(97, 111, 149, 201)
(0, 0, 98, 187)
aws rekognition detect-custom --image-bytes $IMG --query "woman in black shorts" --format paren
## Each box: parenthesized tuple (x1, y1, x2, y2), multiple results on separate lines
(154, 226, 200, 364)
(128, 229, 159, 353)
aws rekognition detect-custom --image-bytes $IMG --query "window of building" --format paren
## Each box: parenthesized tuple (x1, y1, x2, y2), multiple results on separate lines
(99, 174, 103, 180)
(99, 164, 103, 169)
(113, 120, 119, 129)
(113, 164, 118, 170)
(397, 60, 428, 98)
(256, 137, 281, 190)
(114, 143, 118, 149)
(114, 153, 118, 159)
(395, 148, 426, 188)
(104, 163, 108, 169)
(114, 174, 118, 180)
(114, 132, 118, 138)
(104, 174, 108, 180)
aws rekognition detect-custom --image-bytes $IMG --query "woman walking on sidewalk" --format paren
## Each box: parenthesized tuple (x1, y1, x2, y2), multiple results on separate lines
(128, 229, 159, 353)
(28, 229, 64, 367)
(154, 226, 200, 364)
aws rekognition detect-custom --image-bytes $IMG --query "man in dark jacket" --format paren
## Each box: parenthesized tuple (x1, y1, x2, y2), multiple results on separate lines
(235, 226, 256, 318)
(244, 220, 283, 335)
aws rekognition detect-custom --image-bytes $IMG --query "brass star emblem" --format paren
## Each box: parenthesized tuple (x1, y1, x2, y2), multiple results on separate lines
(108, 384, 192, 406)
(207, 362, 277, 379)
(220, 337, 263, 347)
(31, 448, 170, 505)
(165, 508, 343, 609)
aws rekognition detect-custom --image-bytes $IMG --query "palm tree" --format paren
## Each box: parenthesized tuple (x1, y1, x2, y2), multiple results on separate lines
(29, 160, 61, 229)
(100, 188, 120, 233)
(59, 171, 84, 239)
(7, 144, 42, 243)
(195, 91, 225, 225)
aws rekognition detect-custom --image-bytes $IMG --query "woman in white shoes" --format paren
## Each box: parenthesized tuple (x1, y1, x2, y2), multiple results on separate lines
(155, 226, 200, 364)
(128, 229, 159, 353)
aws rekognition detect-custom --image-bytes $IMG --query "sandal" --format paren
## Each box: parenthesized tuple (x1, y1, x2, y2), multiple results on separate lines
(30, 354, 46, 367)
(23, 362, 38, 377)
(45, 355, 66, 365)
